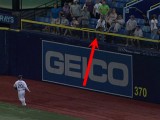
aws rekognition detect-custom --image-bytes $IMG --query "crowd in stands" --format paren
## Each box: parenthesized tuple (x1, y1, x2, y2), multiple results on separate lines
(41, 0, 160, 47)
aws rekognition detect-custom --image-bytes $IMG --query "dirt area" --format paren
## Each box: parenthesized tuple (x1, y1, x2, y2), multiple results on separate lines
(0, 76, 160, 120)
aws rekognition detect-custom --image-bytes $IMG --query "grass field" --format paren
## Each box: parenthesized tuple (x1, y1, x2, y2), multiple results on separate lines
(0, 102, 81, 120)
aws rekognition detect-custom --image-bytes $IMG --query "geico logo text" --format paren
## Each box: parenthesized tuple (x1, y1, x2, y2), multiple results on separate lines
(45, 51, 129, 87)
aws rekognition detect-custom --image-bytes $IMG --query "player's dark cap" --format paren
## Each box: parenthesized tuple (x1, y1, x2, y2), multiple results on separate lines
(18, 75, 23, 79)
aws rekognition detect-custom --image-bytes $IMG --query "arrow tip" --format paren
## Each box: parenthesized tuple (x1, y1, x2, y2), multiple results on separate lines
(89, 38, 99, 49)
(82, 82, 86, 87)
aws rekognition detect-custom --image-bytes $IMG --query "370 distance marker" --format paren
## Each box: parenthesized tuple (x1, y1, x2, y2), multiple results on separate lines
(134, 86, 148, 98)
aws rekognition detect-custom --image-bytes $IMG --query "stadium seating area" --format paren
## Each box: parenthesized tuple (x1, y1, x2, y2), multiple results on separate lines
(34, 0, 160, 41)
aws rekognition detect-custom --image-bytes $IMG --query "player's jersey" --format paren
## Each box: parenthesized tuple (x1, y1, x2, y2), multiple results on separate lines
(14, 80, 29, 91)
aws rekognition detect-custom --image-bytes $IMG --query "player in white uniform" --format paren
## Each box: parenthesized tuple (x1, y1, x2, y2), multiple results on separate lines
(13, 75, 30, 106)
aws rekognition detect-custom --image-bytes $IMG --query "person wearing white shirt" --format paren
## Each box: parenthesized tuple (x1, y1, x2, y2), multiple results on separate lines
(70, 0, 81, 19)
(150, 14, 158, 39)
(133, 25, 143, 47)
(93, 0, 102, 19)
(96, 15, 106, 31)
(13, 75, 30, 106)
(126, 15, 137, 34)
(134, 26, 143, 37)
(125, 15, 137, 46)
(106, 8, 117, 28)
(108, 15, 124, 32)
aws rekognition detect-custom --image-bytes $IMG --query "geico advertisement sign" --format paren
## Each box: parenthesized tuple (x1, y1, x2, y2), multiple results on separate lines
(45, 51, 129, 87)
(42, 41, 133, 97)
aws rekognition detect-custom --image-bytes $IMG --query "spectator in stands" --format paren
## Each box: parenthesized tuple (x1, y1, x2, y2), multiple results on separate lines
(96, 15, 106, 41)
(125, 15, 137, 46)
(70, 17, 79, 38)
(142, 14, 149, 26)
(150, 14, 158, 39)
(70, 0, 81, 19)
(49, 3, 62, 33)
(93, 0, 102, 19)
(71, 17, 79, 27)
(78, 6, 90, 28)
(60, 15, 69, 25)
(99, 0, 110, 19)
(43, 3, 62, 33)
(60, 15, 70, 35)
(83, 0, 94, 18)
(134, 25, 143, 37)
(55, 17, 61, 24)
(106, 8, 117, 29)
(51, 3, 62, 24)
(108, 15, 125, 33)
(133, 25, 143, 48)
(54, 17, 61, 34)
(62, 2, 71, 21)
(96, 15, 106, 31)
(126, 15, 137, 35)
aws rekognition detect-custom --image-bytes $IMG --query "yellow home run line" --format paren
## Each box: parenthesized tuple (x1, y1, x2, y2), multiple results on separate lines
(0, 27, 20, 32)
(21, 19, 159, 43)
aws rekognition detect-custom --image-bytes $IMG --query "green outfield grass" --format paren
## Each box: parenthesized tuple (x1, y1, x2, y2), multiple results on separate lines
(0, 102, 81, 120)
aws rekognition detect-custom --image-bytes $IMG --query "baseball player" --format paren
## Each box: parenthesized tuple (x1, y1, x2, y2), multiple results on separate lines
(13, 75, 30, 106)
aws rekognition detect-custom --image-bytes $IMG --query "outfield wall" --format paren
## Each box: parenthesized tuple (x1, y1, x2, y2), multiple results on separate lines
(0, 30, 8, 74)
(1, 30, 160, 104)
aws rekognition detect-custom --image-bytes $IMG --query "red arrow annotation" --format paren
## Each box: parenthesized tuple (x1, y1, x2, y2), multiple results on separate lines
(83, 38, 99, 87)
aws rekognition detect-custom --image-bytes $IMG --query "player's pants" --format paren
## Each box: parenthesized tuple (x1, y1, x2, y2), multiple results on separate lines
(18, 90, 26, 106)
